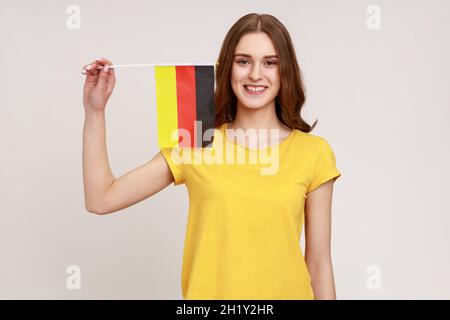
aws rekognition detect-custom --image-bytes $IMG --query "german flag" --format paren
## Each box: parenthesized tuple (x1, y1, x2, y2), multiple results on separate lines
(155, 65, 215, 148)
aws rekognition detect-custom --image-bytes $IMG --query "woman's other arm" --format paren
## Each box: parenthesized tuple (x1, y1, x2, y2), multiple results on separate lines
(304, 180, 337, 299)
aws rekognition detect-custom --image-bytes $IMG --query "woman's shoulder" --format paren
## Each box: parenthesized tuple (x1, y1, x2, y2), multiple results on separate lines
(292, 128, 324, 144)
(292, 129, 337, 156)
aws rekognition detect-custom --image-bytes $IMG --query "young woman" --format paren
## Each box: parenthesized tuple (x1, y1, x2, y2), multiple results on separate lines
(82, 13, 341, 300)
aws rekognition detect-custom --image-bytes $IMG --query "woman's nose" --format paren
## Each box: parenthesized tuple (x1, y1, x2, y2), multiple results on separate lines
(249, 64, 263, 80)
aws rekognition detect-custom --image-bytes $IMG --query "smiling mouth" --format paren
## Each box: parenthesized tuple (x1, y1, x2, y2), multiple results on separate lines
(243, 85, 268, 95)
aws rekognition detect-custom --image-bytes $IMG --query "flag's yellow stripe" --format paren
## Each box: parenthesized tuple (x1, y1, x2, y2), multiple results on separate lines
(155, 66, 179, 148)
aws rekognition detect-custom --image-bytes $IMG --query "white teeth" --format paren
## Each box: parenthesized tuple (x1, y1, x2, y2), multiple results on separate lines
(245, 86, 266, 92)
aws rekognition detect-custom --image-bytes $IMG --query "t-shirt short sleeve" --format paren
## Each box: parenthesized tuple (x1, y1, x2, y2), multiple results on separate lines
(160, 147, 185, 186)
(307, 137, 342, 193)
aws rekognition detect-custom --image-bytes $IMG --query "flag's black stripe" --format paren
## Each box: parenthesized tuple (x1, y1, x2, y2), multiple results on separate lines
(194, 66, 215, 148)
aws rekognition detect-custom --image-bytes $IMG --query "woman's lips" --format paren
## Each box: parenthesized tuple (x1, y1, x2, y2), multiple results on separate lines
(243, 85, 268, 96)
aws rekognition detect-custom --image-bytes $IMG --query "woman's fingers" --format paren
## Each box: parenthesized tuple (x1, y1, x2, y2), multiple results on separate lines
(82, 58, 113, 75)
(95, 57, 113, 66)
(82, 61, 99, 75)
(82, 60, 103, 74)
(92, 58, 113, 71)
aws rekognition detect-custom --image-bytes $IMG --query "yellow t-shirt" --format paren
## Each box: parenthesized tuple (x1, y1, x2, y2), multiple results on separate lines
(160, 122, 341, 300)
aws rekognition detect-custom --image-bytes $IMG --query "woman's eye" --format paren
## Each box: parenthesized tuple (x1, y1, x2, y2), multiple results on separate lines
(236, 59, 277, 66)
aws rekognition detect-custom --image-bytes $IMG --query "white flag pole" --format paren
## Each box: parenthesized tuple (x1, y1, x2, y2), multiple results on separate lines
(94, 63, 216, 70)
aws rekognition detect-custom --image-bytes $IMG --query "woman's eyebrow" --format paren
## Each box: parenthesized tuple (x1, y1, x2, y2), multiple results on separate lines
(234, 53, 279, 59)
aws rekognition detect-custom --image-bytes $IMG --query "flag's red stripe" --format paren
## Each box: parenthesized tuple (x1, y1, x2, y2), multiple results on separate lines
(175, 66, 197, 147)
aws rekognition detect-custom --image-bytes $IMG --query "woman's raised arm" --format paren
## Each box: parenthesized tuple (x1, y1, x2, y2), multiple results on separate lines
(82, 58, 174, 215)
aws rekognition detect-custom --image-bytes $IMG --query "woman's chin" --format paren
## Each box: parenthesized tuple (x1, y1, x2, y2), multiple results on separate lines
(238, 97, 273, 110)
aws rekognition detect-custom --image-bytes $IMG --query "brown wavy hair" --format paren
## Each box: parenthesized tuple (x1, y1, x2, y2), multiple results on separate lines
(214, 13, 317, 133)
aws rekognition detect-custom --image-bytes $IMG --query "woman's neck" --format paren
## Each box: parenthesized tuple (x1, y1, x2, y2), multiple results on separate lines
(228, 102, 291, 133)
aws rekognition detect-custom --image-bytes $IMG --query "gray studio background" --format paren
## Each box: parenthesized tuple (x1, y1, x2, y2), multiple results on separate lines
(1, 0, 449, 299)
